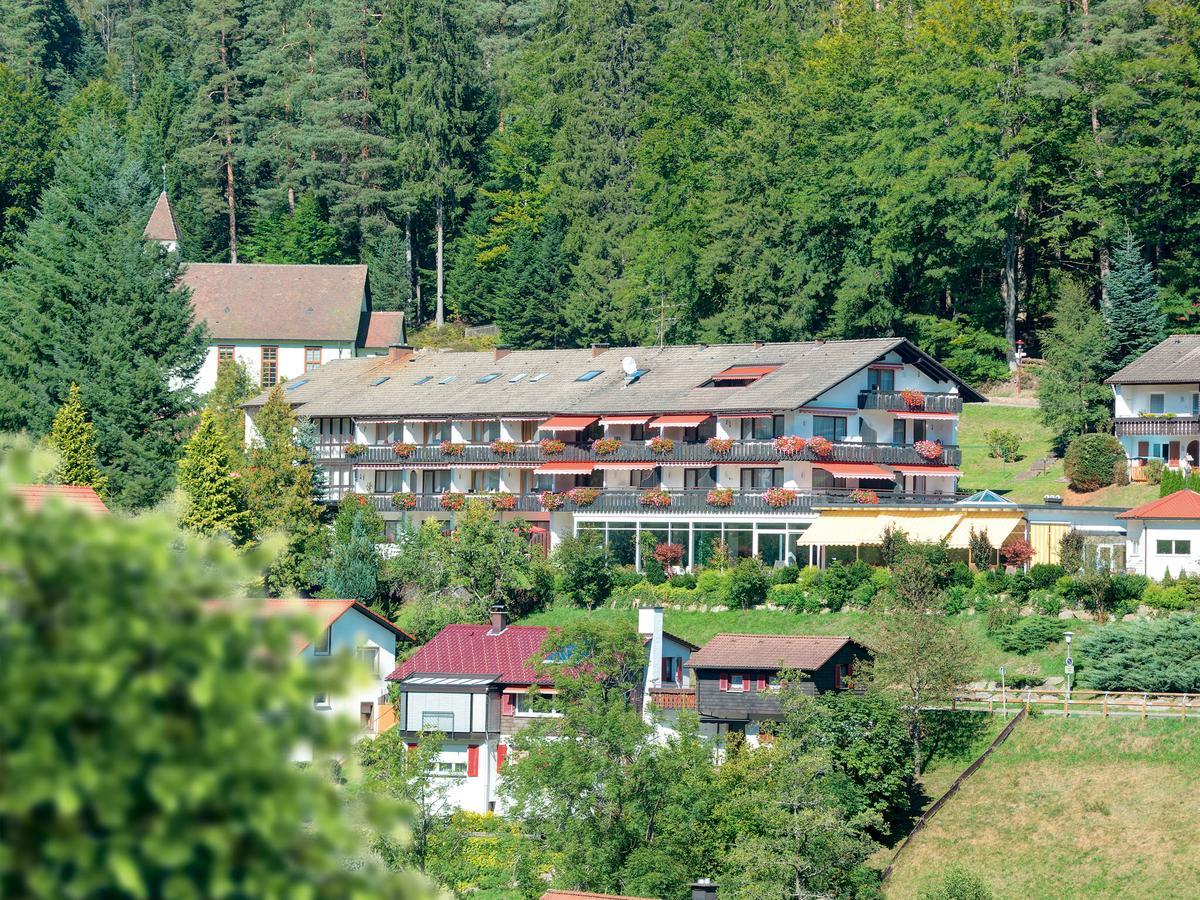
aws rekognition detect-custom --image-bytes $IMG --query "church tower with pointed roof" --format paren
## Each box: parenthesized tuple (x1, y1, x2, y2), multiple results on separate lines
(143, 191, 179, 252)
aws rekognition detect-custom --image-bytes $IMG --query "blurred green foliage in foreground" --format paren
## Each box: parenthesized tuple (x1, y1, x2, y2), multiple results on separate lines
(0, 446, 433, 899)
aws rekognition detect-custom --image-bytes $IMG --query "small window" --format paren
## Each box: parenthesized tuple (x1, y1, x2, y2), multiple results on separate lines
(314, 626, 331, 656)
(1180, 541, 1193, 555)
(313, 693, 330, 709)
(813, 415, 847, 442)
(576, 370, 603, 382)
(218, 345, 235, 362)
(509, 373, 528, 383)
(360, 701, 375, 733)
(285, 378, 309, 392)
(1193, 394, 1199, 418)
(304, 346, 322, 372)
(530, 372, 549, 383)
(261, 346, 278, 388)
(728, 674, 745, 692)
(513, 692, 560, 716)
(478, 373, 501, 383)
(1150, 393, 1165, 414)
(370, 376, 390, 387)
(357, 646, 380, 676)
(431, 757, 468, 775)
(867, 368, 895, 391)
(438, 375, 457, 384)
(422, 711, 455, 731)
(768, 675, 781, 691)
(1159, 539, 1192, 555)
(415, 376, 434, 385)
(627, 368, 649, 383)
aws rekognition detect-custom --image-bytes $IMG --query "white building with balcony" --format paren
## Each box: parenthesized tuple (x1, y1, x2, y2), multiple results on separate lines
(1108, 334, 1200, 476)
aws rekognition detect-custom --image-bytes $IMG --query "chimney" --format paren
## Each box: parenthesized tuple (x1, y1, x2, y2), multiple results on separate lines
(1044, 494, 1064, 505)
(494, 345, 511, 361)
(592, 342, 610, 358)
(691, 879, 718, 900)
(638, 607, 664, 689)
(387, 343, 413, 365)
(752, 340, 763, 351)
(488, 604, 508, 635)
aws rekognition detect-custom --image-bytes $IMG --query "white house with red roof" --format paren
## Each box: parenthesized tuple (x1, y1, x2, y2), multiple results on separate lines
(385, 606, 694, 812)
(1117, 489, 1200, 578)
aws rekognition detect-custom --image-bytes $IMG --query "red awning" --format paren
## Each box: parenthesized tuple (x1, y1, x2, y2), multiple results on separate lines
(890, 411, 958, 420)
(595, 461, 658, 470)
(727, 413, 774, 419)
(538, 415, 598, 431)
(892, 465, 962, 478)
(715, 365, 777, 379)
(534, 461, 595, 475)
(813, 462, 894, 479)
(648, 413, 711, 428)
(599, 415, 653, 425)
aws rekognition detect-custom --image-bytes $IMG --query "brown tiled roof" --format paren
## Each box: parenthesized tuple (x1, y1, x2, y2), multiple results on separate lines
(362, 310, 407, 349)
(12, 485, 108, 514)
(1106, 334, 1200, 384)
(686, 633, 863, 671)
(181, 263, 367, 341)
(143, 191, 178, 243)
(542, 891, 658, 900)
(206, 598, 413, 652)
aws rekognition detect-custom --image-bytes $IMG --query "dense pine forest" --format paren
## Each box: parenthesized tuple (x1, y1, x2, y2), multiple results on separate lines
(0, 0, 1198, 377)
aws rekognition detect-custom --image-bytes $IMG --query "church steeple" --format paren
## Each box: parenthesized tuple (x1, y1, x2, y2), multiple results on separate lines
(143, 191, 179, 252)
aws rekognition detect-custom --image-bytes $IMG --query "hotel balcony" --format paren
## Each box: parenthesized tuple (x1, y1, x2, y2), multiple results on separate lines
(857, 390, 963, 414)
(1114, 417, 1200, 437)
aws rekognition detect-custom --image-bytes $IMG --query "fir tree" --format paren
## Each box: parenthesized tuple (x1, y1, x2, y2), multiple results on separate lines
(205, 357, 255, 473)
(0, 115, 206, 509)
(1037, 279, 1113, 448)
(47, 383, 108, 497)
(1103, 229, 1164, 373)
(178, 408, 253, 544)
(0, 64, 56, 255)
(240, 194, 346, 263)
(322, 493, 383, 605)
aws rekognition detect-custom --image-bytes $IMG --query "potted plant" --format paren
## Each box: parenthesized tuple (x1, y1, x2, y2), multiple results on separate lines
(566, 487, 601, 507)
(439, 440, 466, 456)
(648, 436, 675, 454)
(489, 439, 517, 456)
(490, 492, 517, 511)
(343, 442, 367, 458)
(706, 487, 735, 507)
(763, 487, 797, 508)
(705, 437, 734, 454)
(540, 491, 565, 511)
(390, 491, 416, 510)
(439, 492, 467, 511)
(807, 436, 833, 458)
(914, 439, 944, 461)
(592, 437, 622, 455)
(391, 441, 416, 458)
(773, 435, 806, 456)
(640, 488, 672, 508)
(899, 388, 926, 410)
(848, 488, 879, 504)
(539, 438, 566, 455)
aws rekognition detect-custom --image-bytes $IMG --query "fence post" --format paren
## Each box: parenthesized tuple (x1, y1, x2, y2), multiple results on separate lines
(1103, 692, 1108, 718)
(1143, 693, 1148, 720)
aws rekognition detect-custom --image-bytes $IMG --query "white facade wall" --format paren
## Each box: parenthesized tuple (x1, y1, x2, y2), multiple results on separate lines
(1124, 519, 1200, 579)
(196, 340, 356, 395)
(300, 607, 398, 733)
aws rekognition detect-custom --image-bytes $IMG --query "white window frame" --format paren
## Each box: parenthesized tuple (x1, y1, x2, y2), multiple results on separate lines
(513, 692, 561, 717)
(421, 710, 455, 731)
(728, 674, 745, 693)
(357, 646, 380, 677)
(314, 626, 332, 656)
(313, 693, 331, 709)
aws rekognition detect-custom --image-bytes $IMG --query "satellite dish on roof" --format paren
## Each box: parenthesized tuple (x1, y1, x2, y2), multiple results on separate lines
(622, 356, 638, 376)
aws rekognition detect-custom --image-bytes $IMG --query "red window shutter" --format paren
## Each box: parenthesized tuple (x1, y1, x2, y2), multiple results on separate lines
(406, 743, 418, 752)
(743, 674, 752, 693)
(756, 676, 767, 691)
(1138, 441, 1149, 458)
(467, 744, 480, 777)
(719, 673, 729, 691)
(501, 693, 514, 715)
(496, 743, 508, 772)
(834, 665, 843, 690)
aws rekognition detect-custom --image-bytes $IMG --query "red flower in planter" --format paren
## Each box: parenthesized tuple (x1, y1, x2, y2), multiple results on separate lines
(705, 437, 734, 454)
(899, 388, 926, 410)
(640, 488, 672, 508)
(807, 436, 833, 458)
(343, 442, 367, 458)
(489, 439, 517, 456)
(539, 438, 566, 455)
(592, 437, 622, 455)
(540, 491, 565, 511)
(849, 488, 879, 504)
(439, 492, 467, 511)
(490, 492, 517, 511)
(914, 439, 943, 461)
(648, 437, 675, 454)
(439, 440, 466, 456)
(763, 487, 797, 508)
(391, 491, 416, 510)
(773, 435, 807, 456)
(567, 487, 601, 507)
(706, 488, 734, 507)
(392, 441, 416, 458)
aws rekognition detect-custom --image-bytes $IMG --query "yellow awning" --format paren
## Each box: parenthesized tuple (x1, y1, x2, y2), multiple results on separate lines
(797, 512, 888, 546)
(883, 512, 963, 544)
(947, 514, 1024, 549)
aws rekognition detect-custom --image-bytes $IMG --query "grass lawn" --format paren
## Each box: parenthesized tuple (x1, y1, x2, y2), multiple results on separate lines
(884, 717, 1200, 899)
(519, 605, 1091, 683)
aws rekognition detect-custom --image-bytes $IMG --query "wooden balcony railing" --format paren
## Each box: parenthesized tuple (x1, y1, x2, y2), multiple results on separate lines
(1114, 417, 1200, 436)
(649, 688, 697, 710)
(858, 390, 963, 414)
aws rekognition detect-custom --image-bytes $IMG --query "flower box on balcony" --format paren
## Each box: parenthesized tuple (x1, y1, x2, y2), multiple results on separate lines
(773, 435, 807, 456)
(490, 492, 517, 511)
(640, 488, 672, 508)
(540, 491, 566, 511)
(592, 437, 622, 455)
(706, 488, 734, 508)
(490, 439, 517, 456)
(899, 388, 926, 410)
(539, 438, 566, 455)
(567, 487, 601, 507)
(343, 442, 367, 458)
(849, 488, 879, 505)
(649, 437, 675, 454)
(807, 436, 833, 459)
(705, 437, 734, 454)
(914, 439, 944, 461)
(440, 440, 466, 456)
(391, 491, 417, 510)
(392, 442, 416, 458)
(439, 492, 467, 511)
(763, 487, 797, 508)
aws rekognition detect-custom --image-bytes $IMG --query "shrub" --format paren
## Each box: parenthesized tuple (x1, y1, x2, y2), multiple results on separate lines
(652, 542, 685, 570)
(1078, 616, 1200, 692)
(880, 525, 910, 567)
(1059, 529, 1084, 574)
(671, 572, 697, 589)
(1143, 583, 1189, 611)
(553, 533, 613, 609)
(984, 428, 1021, 462)
(942, 584, 969, 615)
(1055, 575, 1088, 607)
(610, 565, 644, 589)
(770, 564, 801, 585)
(1143, 457, 1165, 485)
(1160, 468, 1184, 497)
(1030, 589, 1062, 617)
(1029, 563, 1066, 590)
(696, 569, 731, 604)
(1063, 433, 1124, 492)
(1007, 571, 1033, 602)
(816, 560, 873, 611)
(768, 582, 820, 614)
(996, 616, 1068, 654)
(920, 866, 993, 900)
(948, 561, 973, 589)
(1001, 538, 1034, 568)
(1110, 573, 1149, 609)
(728, 557, 769, 609)
(968, 526, 995, 569)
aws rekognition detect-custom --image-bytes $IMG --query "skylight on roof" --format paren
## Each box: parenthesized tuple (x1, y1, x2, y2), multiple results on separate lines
(415, 376, 434, 385)
(530, 372, 549, 383)
(284, 379, 309, 391)
(438, 375, 457, 384)
(370, 376, 390, 387)
(508, 373, 528, 383)
(576, 370, 603, 382)
(478, 373, 501, 383)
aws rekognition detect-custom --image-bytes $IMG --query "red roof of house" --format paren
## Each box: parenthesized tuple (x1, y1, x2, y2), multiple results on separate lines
(387, 623, 552, 685)
(1116, 489, 1200, 520)
(686, 633, 865, 671)
(362, 310, 407, 349)
(542, 891, 658, 900)
(208, 599, 413, 651)
(143, 191, 179, 243)
(12, 484, 108, 514)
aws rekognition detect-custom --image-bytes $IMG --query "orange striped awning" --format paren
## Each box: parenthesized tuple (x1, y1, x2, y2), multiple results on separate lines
(648, 414, 711, 428)
(539, 415, 598, 431)
(534, 461, 595, 475)
(812, 462, 893, 479)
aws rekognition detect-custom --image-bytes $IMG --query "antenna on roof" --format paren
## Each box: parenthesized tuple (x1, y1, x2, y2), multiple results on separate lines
(161, 163, 167, 194)
(622, 356, 638, 377)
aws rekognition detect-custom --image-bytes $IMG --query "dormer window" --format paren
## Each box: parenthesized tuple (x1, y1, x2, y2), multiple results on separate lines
(701, 365, 778, 388)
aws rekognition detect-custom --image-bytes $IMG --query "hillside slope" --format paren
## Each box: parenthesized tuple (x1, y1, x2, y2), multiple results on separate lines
(884, 718, 1200, 899)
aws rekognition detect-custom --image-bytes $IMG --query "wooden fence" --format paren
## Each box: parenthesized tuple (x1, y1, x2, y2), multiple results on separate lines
(880, 707, 1027, 883)
(950, 686, 1200, 719)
